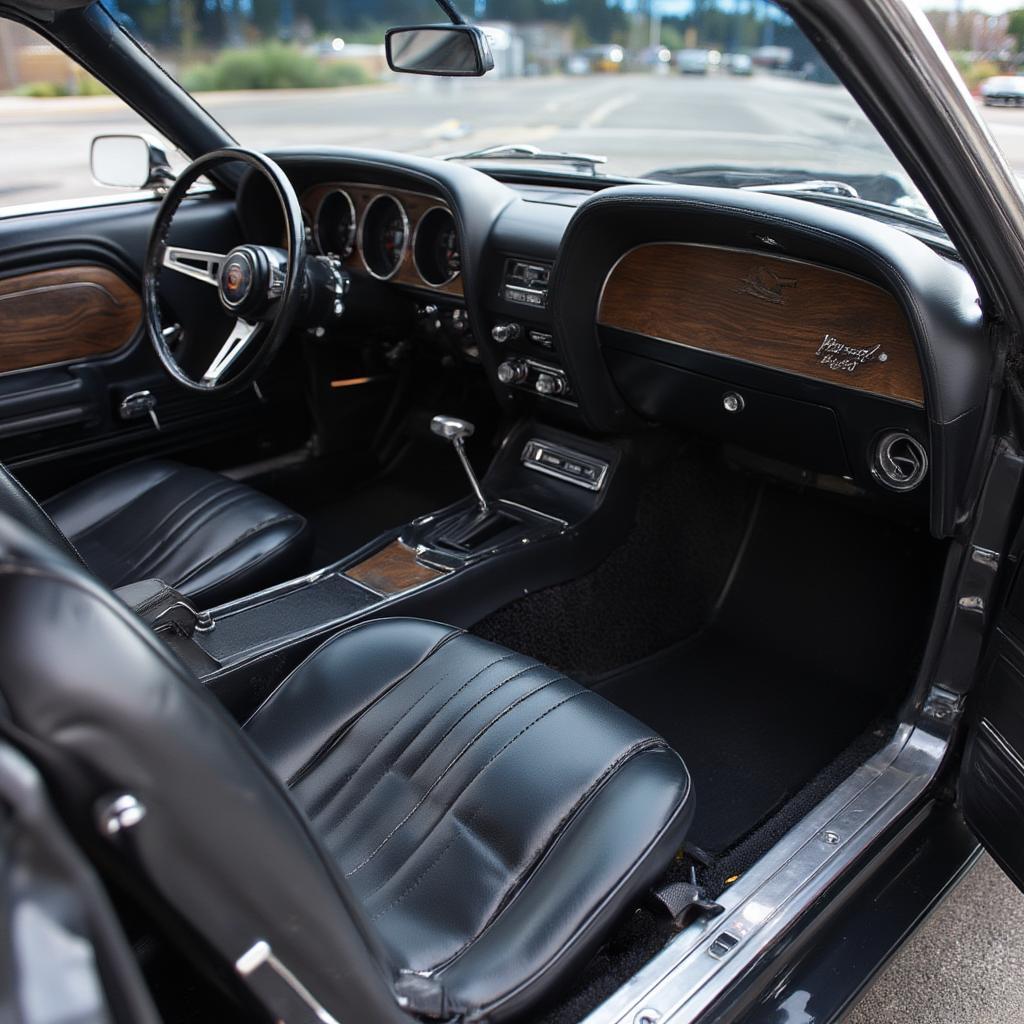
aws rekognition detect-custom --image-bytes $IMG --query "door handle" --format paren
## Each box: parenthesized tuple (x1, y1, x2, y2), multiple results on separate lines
(119, 390, 161, 430)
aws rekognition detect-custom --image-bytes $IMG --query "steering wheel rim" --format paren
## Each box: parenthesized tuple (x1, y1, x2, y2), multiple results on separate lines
(144, 147, 306, 394)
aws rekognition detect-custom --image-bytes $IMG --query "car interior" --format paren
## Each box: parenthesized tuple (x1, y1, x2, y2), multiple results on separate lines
(0, 9, 1006, 1024)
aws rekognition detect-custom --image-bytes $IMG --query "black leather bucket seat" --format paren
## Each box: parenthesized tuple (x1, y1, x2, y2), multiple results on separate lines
(0, 513, 693, 1022)
(0, 460, 310, 607)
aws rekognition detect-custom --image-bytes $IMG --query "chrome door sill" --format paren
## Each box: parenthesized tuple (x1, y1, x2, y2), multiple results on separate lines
(582, 720, 947, 1024)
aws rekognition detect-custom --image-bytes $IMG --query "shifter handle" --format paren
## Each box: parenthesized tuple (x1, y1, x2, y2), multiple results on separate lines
(430, 415, 488, 513)
(431, 415, 475, 442)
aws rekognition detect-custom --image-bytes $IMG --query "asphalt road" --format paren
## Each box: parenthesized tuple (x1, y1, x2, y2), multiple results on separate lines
(3, 69, 1021, 205)
(846, 854, 1024, 1024)
(4, 69, 1024, 1022)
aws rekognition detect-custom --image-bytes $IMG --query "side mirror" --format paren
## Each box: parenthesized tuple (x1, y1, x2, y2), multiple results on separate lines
(90, 134, 175, 191)
(385, 24, 494, 77)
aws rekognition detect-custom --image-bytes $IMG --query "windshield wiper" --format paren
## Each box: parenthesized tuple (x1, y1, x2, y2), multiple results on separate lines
(444, 143, 607, 176)
(741, 179, 939, 229)
(742, 179, 861, 199)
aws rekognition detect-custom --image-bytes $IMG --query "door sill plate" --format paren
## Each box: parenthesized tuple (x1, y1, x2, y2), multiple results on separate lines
(582, 721, 947, 1024)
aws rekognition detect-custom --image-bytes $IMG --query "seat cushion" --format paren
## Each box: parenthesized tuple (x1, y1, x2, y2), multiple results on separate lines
(44, 460, 311, 607)
(245, 618, 693, 1022)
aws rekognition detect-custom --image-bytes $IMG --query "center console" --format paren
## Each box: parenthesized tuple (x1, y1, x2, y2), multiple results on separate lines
(155, 420, 634, 721)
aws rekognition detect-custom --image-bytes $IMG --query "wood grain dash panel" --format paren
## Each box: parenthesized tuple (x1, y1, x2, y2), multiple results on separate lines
(344, 540, 446, 596)
(0, 265, 141, 374)
(598, 244, 924, 406)
(300, 182, 463, 297)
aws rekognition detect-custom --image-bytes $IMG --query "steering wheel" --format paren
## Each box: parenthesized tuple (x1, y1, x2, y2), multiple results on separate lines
(144, 148, 306, 393)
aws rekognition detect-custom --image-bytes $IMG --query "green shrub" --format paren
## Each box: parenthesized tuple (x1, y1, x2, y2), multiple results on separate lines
(181, 43, 372, 92)
(15, 80, 70, 98)
(76, 74, 111, 96)
(953, 56, 1003, 91)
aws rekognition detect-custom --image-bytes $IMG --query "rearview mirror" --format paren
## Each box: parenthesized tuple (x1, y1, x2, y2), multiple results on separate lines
(91, 134, 175, 191)
(385, 24, 494, 77)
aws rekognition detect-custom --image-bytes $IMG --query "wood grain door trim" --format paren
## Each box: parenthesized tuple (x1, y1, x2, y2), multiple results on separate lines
(0, 265, 142, 375)
(597, 243, 925, 407)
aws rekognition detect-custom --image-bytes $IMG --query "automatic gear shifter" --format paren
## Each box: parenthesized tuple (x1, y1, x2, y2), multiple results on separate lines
(431, 415, 489, 513)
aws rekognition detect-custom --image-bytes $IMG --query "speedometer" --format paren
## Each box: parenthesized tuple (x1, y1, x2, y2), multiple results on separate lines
(413, 206, 461, 287)
(314, 189, 356, 258)
(361, 194, 408, 280)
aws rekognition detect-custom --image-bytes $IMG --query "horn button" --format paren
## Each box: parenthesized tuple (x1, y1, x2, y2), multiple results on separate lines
(218, 246, 284, 319)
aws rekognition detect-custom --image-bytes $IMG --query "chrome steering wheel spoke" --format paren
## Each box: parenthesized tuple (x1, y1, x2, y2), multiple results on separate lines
(202, 319, 259, 384)
(163, 246, 226, 286)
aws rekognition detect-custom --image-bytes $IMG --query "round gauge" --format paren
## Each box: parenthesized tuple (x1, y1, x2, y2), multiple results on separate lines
(314, 189, 356, 258)
(361, 194, 408, 280)
(413, 207, 461, 287)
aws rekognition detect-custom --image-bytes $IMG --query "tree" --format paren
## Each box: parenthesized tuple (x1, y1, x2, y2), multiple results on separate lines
(1009, 9, 1024, 52)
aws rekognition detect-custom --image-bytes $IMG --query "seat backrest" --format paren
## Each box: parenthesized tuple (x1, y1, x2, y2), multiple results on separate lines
(0, 511, 406, 1024)
(0, 463, 85, 565)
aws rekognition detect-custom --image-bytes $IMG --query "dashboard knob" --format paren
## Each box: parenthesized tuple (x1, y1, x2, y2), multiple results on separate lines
(497, 359, 529, 385)
(491, 322, 522, 344)
(535, 372, 566, 397)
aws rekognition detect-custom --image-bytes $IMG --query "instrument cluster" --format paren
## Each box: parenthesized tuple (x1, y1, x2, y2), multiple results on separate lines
(303, 183, 463, 296)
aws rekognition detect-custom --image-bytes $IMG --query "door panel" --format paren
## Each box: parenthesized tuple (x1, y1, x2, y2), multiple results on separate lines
(961, 440, 1024, 891)
(0, 193, 307, 495)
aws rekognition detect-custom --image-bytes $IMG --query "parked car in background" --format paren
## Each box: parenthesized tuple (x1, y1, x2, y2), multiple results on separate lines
(573, 44, 625, 73)
(982, 75, 1024, 106)
(725, 52, 754, 75)
(676, 48, 711, 74)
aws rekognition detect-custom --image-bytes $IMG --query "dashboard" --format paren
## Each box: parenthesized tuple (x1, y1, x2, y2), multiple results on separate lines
(236, 150, 994, 538)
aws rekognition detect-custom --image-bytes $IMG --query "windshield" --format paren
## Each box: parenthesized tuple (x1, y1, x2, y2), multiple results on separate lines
(55, 0, 946, 226)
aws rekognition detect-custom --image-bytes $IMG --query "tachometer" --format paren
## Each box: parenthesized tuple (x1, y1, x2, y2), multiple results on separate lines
(361, 194, 408, 280)
(314, 189, 356, 258)
(413, 206, 461, 287)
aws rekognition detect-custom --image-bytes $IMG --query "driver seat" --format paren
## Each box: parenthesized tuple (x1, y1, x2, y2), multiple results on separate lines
(0, 459, 310, 607)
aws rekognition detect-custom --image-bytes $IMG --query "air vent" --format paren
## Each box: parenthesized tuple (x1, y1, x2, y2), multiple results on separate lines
(872, 432, 928, 492)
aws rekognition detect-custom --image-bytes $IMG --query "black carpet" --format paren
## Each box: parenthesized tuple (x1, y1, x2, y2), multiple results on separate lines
(481, 445, 944, 1024)
(475, 444, 755, 675)
(593, 631, 890, 852)
(591, 482, 939, 852)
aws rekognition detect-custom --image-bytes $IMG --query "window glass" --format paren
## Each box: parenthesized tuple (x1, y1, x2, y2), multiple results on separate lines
(113, 0, 942, 229)
(0, 20, 178, 209)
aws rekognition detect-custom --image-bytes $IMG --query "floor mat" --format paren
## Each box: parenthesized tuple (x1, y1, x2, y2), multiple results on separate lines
(593, 631, 891, 852)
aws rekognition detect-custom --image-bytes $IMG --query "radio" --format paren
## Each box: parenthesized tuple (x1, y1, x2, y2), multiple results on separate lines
(502, 259, 551, 307)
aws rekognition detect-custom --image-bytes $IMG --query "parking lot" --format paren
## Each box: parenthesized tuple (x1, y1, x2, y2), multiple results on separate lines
(4, 70, 1017, 205)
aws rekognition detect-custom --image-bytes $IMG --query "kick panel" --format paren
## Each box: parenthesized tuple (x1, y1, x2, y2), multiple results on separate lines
(0, 265, 141, 374)
(597, 243, 924, 406)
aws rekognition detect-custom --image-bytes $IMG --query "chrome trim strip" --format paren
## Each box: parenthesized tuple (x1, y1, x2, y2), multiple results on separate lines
(357, 192, 410, 282)
(979, 717, 1024, 776)
(0, 184, 214, 220)
(313, 188, 357, 259)
(411, 204, 461, 288)
(581, 721, 946, 1024)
